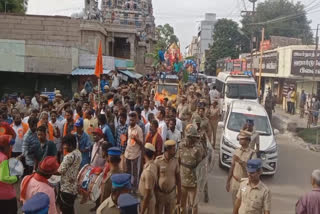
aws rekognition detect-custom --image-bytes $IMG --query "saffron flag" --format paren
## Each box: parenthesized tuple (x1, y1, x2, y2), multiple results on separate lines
(94, 41, 103, 78)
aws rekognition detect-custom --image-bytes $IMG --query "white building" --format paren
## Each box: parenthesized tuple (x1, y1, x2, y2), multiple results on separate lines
(197, 13, 216, 71)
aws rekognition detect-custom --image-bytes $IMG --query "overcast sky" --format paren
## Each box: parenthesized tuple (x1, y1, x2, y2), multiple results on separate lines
(27, 0, 320, 51)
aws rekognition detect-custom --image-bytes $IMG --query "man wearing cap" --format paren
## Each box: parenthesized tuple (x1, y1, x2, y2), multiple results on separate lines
(97, 173, 132, 214)
(55, 134, 82, 214)
(139, 143, 158, 214)
(125, 111, 143, 191)
(208, 100, 220, 148)
(74, 118, 92, 168)
(100, 147, 123, 204)
(0, 135, 19, 214)
(226, 130, 256, 204)
(118, 193, 140, 214)
(53, 93, 64, 109)
(20, 156, 60, 214)
(177, 124, 203, 214)
(155, 139, 181, 214)
(91, 128, 108, 168)
(233, 159, 271, 214)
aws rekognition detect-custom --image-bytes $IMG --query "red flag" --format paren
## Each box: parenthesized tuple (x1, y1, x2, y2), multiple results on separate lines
(94, 41, 103, 78)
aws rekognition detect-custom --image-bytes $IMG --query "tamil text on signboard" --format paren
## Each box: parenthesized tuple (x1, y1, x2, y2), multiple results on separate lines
(246, 51, 278, 74)
(291, 50, 320, 76)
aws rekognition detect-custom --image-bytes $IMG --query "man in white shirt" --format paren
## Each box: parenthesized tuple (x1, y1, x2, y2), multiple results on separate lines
(166, 118, 181, 147)
(144, 113, 155, 136)
(149, 100, 158, 116)
(141, 99, 150, 123)
(31, 92, 40, 110)
(111, 71, 120, 89)
(156, 107, 167, 144)
(170, 107, 182, 133)
(49, 111, 64, 156)
(11, 114, 29, 157)
(209, 86, 220, 104)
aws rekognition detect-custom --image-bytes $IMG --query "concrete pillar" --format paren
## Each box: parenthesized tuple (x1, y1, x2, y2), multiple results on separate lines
(129, 37, 135, 60)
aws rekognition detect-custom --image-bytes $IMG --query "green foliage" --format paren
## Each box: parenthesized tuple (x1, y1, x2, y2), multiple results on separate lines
(156, 24, 179, 50)
(241, 0, 313, 45)
(146, 24, 179, 69)
(205, 19, 245, 75)
(0, 0, 27, 13)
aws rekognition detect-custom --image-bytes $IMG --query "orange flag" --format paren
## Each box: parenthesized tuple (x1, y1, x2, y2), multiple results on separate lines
(94, 41, 103, 78)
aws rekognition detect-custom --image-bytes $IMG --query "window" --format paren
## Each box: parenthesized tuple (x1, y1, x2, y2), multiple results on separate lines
(157, 85, 178, 95)
(226, 83, 257, 99)
(227, 112, 272, 136)
(216, 79, 224, 94)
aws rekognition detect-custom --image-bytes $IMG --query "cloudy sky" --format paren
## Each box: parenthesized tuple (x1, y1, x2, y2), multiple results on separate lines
(27, 0, 320, 51)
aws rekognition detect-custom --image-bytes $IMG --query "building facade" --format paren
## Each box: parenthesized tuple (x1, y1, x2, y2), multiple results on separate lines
(243, 45, 319, 112)
(0, 10, 155, 97)
(197, 13, 216, 71)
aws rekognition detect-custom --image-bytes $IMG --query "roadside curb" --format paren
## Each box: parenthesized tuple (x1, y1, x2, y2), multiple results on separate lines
(272, 114, 320, 152)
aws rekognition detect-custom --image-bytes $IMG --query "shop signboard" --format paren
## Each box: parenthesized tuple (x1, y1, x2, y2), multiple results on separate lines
(291, 50, 320, 76)
(246, 51, 278, 74)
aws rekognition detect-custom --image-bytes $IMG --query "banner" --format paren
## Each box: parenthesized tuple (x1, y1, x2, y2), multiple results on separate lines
(291, 50, 320, 76)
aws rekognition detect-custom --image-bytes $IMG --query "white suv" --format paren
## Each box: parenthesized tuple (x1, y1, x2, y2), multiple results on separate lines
(218, 100, 279, 175)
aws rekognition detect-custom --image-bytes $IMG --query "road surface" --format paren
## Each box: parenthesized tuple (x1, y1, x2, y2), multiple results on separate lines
(74, 130, 320, 214)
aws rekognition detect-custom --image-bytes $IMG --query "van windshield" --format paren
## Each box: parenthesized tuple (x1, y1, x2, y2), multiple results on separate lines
(157, 84, 178, 95)
(227, 112, 272, 136)
(226, 83, 257, 99)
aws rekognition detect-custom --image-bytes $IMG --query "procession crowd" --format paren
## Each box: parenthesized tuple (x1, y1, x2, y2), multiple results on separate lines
(0, 72, 319, 214)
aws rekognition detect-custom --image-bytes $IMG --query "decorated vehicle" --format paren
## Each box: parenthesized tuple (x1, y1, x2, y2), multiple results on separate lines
(155, 74, 180, 106)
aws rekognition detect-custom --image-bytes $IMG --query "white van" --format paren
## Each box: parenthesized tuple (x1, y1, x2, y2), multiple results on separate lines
(216, 71, 258, 113)
(218, 100, 279, 175)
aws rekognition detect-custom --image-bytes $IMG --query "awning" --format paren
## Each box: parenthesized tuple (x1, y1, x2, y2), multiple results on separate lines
(119, 70, 143, 79)
(72, 68, 112, 76)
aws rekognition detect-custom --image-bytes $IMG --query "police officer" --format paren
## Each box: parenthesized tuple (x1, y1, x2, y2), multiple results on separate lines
(178, 124, 203, 214)
(233, 159, 271, 214)
(100, 147, 123, 204)
(97, 173, 132, 214)
(226, 130, 256, 204)
(155, 140, 181, 214)
(139, 143, 158, 214)
(117, 193, 140, 214)
(177, 95, 190, 131)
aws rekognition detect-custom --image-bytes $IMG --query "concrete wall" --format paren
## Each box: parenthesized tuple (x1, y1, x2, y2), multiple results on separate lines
(0, 39, 25, 72)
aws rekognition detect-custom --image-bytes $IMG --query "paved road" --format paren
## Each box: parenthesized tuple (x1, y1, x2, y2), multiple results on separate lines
(75, 130, 320, 214)
(199, 130, 320, 214)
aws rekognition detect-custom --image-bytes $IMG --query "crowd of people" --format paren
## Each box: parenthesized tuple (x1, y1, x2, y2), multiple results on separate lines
(0, 73, 319, 214)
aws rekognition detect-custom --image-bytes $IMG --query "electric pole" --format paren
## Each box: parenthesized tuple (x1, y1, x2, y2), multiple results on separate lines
(248, 0, 257, 74)
(258, 27, 265, 98)
(312, 24, 320, 97)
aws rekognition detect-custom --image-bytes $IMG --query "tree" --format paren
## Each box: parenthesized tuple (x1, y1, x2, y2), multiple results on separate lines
(146, 23, 179, 68)
(241, 0, 313, 46)
(0, 0, 27, 13)
(205, 19, 245, 75)
(156, 24, 179, 50)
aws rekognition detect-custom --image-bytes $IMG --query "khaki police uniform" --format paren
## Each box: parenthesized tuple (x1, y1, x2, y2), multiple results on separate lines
(139, 160, 158, 214)
(154, 154, 180, 214)
(100, 168, 122, 204)
(97, 196, 120, 214)
(177, 140, 203, 214)
(230, 147, 256, 203)
(236, 178, 271, 214)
